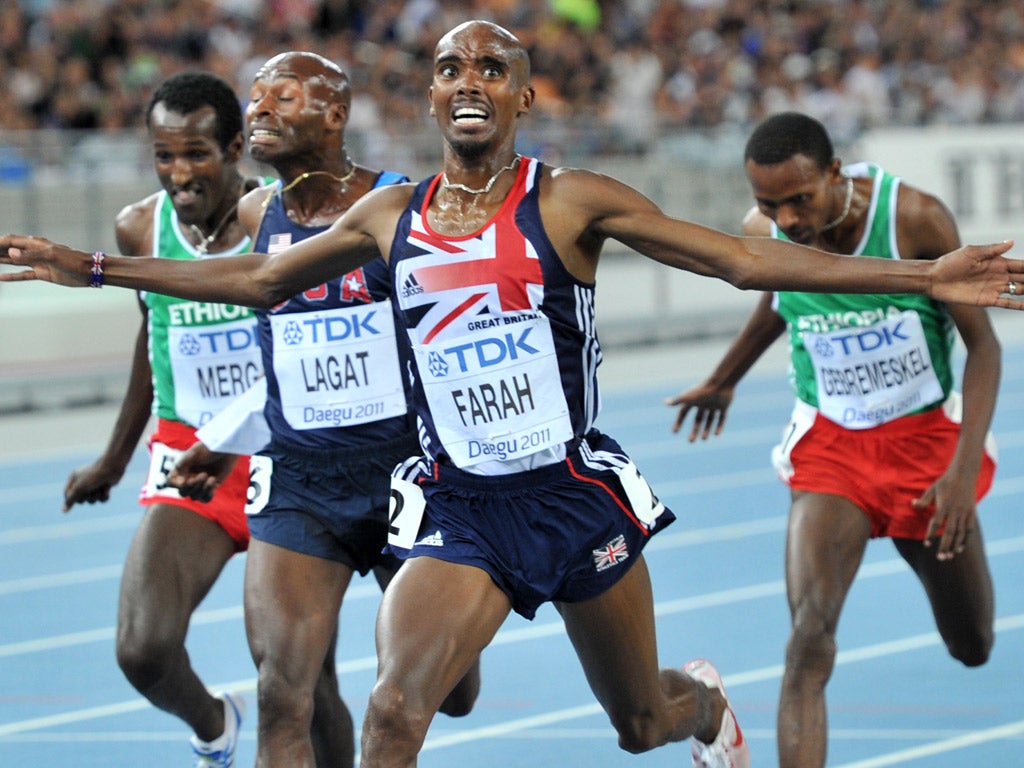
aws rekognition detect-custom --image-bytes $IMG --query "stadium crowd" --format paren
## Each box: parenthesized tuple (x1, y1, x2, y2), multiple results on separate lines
(2, 0, 1024, 153)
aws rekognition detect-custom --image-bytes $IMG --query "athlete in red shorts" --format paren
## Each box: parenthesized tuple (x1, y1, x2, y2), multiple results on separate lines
(670, 112, 1000, 768)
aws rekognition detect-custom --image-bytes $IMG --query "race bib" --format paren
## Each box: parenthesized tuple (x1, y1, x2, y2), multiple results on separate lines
(803, 310, 943, 429)
(143, 441, 186, 500)
(168, 317, 263, 427)
(616, 461, 665, 529)
(771, 401, 817, 482)
(411, 312, 573, 468)
(387, 476, 426, 549)
(269, 302, 406, 430)
(244, 455, 273, 516)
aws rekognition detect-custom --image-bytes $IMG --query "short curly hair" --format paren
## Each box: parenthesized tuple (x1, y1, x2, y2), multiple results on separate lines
(744, 112, 834, 169)
(145, 71, 243, 151)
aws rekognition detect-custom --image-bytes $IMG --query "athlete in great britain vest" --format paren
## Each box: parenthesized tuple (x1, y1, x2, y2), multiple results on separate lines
(143, 189, 264, 429)
(254, 171, 411, 450)
(771, 163, 956, 431)
(389, 156, 603, 475)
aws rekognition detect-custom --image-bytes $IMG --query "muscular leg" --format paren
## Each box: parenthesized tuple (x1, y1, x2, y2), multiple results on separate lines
(116, 502, 236, 741)
(893, 522, 995, 667)
(371, 560, 482, 719)
(361, 557, 511, 768)
(558, 555, 725, 753)
(778, 491, 871, 768)
(245, 540, 351, 768)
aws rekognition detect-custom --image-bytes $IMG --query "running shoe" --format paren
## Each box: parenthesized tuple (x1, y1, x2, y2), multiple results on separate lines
(683, 659, 750, 768)
(191, 691, 245, 767)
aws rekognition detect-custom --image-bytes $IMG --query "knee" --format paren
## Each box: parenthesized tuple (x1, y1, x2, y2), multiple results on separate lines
(437, 692, 475, 718)
(609, 710, 666, 755)
(786, 610, 839, 682)
(115, 623, 178, 691)
(257, 665, 314, 727)
(362, 679, 431, 760)
(948, 628, 994, 668)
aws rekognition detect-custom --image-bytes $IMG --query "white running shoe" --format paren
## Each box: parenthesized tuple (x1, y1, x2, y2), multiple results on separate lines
(683, 659, 750, 768)
(190, 691, 245, 767)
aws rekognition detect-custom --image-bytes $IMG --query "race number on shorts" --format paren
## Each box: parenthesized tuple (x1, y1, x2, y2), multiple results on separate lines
(616, 461, 665, 529)
(245, 456, 273, 516)
(388, 477, 426, 549)
(143, 442, 186, 500)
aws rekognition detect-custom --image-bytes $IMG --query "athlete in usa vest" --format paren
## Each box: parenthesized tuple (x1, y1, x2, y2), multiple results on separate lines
(389, 156, 602, 475)
(143, 189, 263, 428)
(771, 163, 956, 430)
(255, 171, 411, 449)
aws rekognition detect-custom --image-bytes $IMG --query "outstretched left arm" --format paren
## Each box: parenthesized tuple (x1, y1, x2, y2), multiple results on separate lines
(547, 168, 1024, 309)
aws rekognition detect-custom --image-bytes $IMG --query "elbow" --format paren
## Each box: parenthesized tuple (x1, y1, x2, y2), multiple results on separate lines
(247, 275, 292, 309)
(255, 286, 285, 309)
(727, 263, 763, 291)
(730, 272, 759, 292)
(722, 242, 765, 291)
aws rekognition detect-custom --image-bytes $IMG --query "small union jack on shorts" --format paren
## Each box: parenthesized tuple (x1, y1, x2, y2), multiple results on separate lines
(385, 430, 677, 619)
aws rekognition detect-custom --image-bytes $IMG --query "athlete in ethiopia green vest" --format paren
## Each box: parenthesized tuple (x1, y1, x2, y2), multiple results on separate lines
(771, 163, 956, 430)
(143, 188, 266, 427)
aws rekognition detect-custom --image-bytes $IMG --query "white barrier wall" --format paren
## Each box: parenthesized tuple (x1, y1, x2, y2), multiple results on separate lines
(3, 125, 1022, 410)
(856, 124, 1024, 245)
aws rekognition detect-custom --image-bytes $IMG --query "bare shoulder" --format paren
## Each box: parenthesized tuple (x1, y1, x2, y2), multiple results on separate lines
(894, 179, 959, 260)
(345, 181, 417, 231)
(546, 165, 636, 199)
(114, 191, 161, 256)
(741, 205, 772, 236)
(541, 165, 658, 223)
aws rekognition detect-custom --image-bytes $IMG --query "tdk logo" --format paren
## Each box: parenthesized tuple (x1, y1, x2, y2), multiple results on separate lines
(177, 327, 258, 355)
(434, 328, 539, 375)
(282, 311, 380, 346)
(178, 334, 201, 356)
(282, 320, 303, 345)
(813, 337, 833, 358)
(827, 320, 909, 356)
(427, 351, 449, 377)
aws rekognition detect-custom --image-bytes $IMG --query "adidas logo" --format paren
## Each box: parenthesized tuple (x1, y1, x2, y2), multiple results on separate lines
(414, 529, 444, 547)
(400, 273, 424, 298)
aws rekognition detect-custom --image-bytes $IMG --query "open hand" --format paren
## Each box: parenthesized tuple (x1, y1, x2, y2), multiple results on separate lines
(0, 235, 93, 287)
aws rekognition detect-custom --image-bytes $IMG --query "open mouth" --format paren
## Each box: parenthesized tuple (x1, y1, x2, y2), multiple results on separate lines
(171, 187, 200, 207)
(249, 128, 281, 144)
(452, 107, 488, 126)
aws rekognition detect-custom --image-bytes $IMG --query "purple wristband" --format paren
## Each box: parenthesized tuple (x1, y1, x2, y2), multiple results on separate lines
(90, 251, 105, 288)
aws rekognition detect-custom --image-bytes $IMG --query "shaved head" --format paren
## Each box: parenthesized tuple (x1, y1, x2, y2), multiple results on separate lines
(255, 51, 351, 109)
(436, 20, 531, 86)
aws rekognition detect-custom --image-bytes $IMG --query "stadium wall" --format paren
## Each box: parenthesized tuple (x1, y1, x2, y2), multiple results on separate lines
(2, 125, 1022, 411)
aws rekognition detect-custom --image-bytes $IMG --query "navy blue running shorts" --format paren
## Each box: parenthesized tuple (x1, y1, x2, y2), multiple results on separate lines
(248, 433, 418, 574)
(386, 430, 676, 618)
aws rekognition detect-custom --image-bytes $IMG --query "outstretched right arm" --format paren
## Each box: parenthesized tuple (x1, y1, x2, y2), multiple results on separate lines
(0, 184, 411, 306)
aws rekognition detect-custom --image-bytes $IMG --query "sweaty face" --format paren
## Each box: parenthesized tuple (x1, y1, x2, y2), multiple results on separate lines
(745, 154, 834, 246)
(149, 103, 236, 227)
(429, 23, 531, 159)
(246, 54, 346, 164)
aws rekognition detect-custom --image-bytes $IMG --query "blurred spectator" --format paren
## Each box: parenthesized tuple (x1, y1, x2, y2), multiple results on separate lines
(2, 0, 1024, 157)
(603, 32, 663, 151)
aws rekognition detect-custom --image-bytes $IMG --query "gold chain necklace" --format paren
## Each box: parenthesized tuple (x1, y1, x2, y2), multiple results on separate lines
(189, 199, 240, 255)
(440, 155, 521, 195)
(262, 159, 358, 210)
